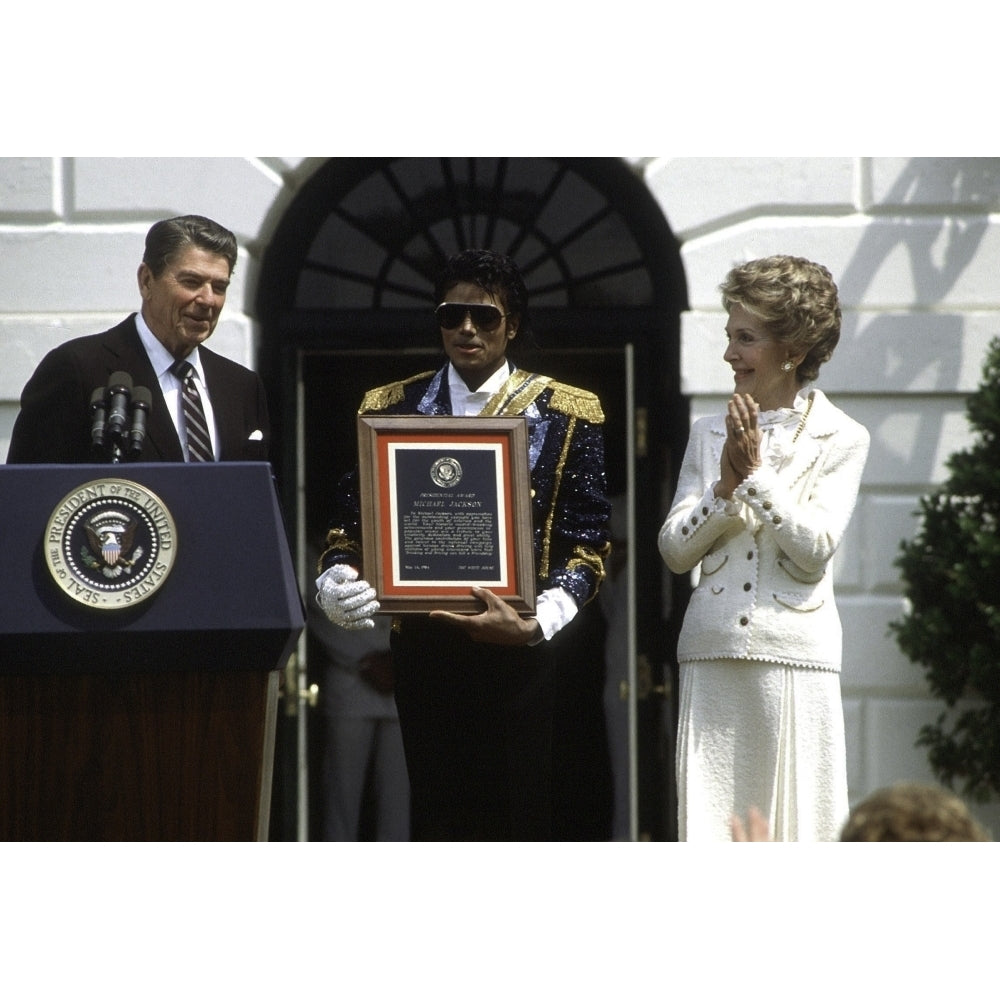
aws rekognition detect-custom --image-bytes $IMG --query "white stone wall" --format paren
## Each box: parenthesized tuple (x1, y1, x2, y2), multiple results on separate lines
(0, 156, 315, 455)
(643, 156, 1000, 835)
(3, 156, 998, 836)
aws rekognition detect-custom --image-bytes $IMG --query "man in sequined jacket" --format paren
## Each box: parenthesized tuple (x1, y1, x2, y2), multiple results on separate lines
(316, 250, 612, 840)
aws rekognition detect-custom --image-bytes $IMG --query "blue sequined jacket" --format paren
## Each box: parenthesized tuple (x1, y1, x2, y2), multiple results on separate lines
(321, 364, 612, 609)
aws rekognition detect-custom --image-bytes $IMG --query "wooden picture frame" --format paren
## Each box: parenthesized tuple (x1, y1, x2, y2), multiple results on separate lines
(357, 415, 536, 614)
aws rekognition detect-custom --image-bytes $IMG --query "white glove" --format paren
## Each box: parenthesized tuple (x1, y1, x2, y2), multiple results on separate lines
(315, 564, 380, 630)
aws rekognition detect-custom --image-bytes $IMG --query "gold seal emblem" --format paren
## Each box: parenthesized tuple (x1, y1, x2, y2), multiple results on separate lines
(43, 478, 177, 609)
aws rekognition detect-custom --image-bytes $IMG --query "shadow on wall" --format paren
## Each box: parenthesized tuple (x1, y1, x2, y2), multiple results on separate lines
(839, 159, 994, 314)
(836, 158, 993, 482)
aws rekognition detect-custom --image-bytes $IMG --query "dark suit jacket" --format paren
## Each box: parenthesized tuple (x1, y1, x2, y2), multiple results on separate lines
(7, 315, 270, 464)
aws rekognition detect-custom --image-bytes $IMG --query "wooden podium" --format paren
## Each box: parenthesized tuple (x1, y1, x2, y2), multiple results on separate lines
(0, 463, 304, 841)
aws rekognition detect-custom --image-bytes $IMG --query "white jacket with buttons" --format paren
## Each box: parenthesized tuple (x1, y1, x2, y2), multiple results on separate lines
(658, 389, 870, 673)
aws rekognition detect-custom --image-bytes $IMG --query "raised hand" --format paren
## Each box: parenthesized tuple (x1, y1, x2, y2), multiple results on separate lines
(316, 564, 380, 630)
(716, 393, 762, 499)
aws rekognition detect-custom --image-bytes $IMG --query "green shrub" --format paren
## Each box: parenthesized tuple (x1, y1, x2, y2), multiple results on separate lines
(891, 337, 1000, 802)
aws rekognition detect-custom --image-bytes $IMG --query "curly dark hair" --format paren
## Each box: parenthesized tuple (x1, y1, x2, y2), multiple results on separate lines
(142, 215, 238, 278)
(434, 249, 529, 331)
(720, 255, 841, 384)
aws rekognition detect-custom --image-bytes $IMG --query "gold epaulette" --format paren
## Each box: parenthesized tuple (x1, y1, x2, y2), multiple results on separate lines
(317, 528, 362, 572)
(548, 381, 605, 424)
(359, 371, 437, 414)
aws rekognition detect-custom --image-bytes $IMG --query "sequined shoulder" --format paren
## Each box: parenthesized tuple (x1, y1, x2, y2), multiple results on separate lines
(547, 381, 605, 424)
(359, 371, 436, 413)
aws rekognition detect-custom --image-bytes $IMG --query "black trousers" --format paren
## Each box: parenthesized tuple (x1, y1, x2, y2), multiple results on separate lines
(390, 608, 613, 841)
(391, 617, 555, 840)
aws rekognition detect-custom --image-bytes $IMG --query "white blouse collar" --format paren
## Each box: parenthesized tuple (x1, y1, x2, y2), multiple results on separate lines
(757, 387, 811, 428)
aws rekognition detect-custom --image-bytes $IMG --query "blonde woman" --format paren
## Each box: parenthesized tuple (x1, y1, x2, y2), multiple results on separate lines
(659, 255, 869, 841)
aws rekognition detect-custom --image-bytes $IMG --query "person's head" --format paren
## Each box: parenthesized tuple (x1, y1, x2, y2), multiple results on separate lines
(720, 255, 841, 409)
(433, 249, 528, 390)
(137, 215, 238, 359)
(839, 782, 991, 842)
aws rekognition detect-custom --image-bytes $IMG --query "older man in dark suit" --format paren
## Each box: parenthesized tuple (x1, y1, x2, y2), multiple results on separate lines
(7, 214, 269, 464)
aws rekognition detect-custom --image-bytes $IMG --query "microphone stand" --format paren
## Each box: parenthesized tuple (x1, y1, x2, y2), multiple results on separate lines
(104, 371, 133, 464)
(89, 387, 108, 459)
(127, 386, 152, 461)
(89, 376, 152, 463)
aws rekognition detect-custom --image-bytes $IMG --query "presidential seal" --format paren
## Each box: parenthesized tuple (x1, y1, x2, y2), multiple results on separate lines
(430, 456, 463, 488)
(44, 478, 177, 610)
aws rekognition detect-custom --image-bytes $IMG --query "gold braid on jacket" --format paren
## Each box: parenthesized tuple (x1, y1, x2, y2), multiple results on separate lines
(317, 528, 362, 574)
(348, 367, 611, 600)
(482, 370, 610, 593)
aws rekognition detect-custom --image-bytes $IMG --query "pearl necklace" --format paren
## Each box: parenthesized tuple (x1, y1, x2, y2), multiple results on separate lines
(791, 391, 815, 444)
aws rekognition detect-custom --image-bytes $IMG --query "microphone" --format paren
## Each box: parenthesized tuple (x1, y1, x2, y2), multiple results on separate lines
(105, 371, 133, 444)
(89, 387, 107, 452)
(127, 386, 152, 460)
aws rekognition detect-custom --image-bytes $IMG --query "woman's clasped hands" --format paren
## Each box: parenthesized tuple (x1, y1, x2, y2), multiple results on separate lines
(715, 392, 762, 500)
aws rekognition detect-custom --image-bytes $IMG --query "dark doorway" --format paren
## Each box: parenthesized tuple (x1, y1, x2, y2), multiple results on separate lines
(257, 157, 689, 841)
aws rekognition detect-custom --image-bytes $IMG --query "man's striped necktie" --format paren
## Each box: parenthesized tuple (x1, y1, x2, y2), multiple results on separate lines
(170, 359, 214, 462)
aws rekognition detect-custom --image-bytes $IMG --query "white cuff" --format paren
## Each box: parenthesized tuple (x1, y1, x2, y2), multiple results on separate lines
(532, 587, 579, 642)
(709, 483, 742, 517)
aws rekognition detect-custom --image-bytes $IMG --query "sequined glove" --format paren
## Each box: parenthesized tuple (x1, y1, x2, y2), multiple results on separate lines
(315, 564, 380, 630)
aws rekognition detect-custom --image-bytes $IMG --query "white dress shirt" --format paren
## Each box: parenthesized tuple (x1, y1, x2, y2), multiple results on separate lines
(135, 312, 219, 460)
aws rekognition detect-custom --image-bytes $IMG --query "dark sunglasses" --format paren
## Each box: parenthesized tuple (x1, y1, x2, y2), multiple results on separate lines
(435, 302, 507, 332)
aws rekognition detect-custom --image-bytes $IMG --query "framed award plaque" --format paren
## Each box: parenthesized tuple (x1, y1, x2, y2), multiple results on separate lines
(357, 415, 536, 614)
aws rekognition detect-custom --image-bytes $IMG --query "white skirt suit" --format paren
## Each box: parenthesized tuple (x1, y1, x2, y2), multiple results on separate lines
(658, 390, 869, 841)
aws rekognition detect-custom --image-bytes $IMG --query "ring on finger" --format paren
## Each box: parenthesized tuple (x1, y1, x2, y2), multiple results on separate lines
(734, 425, 745, 434)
